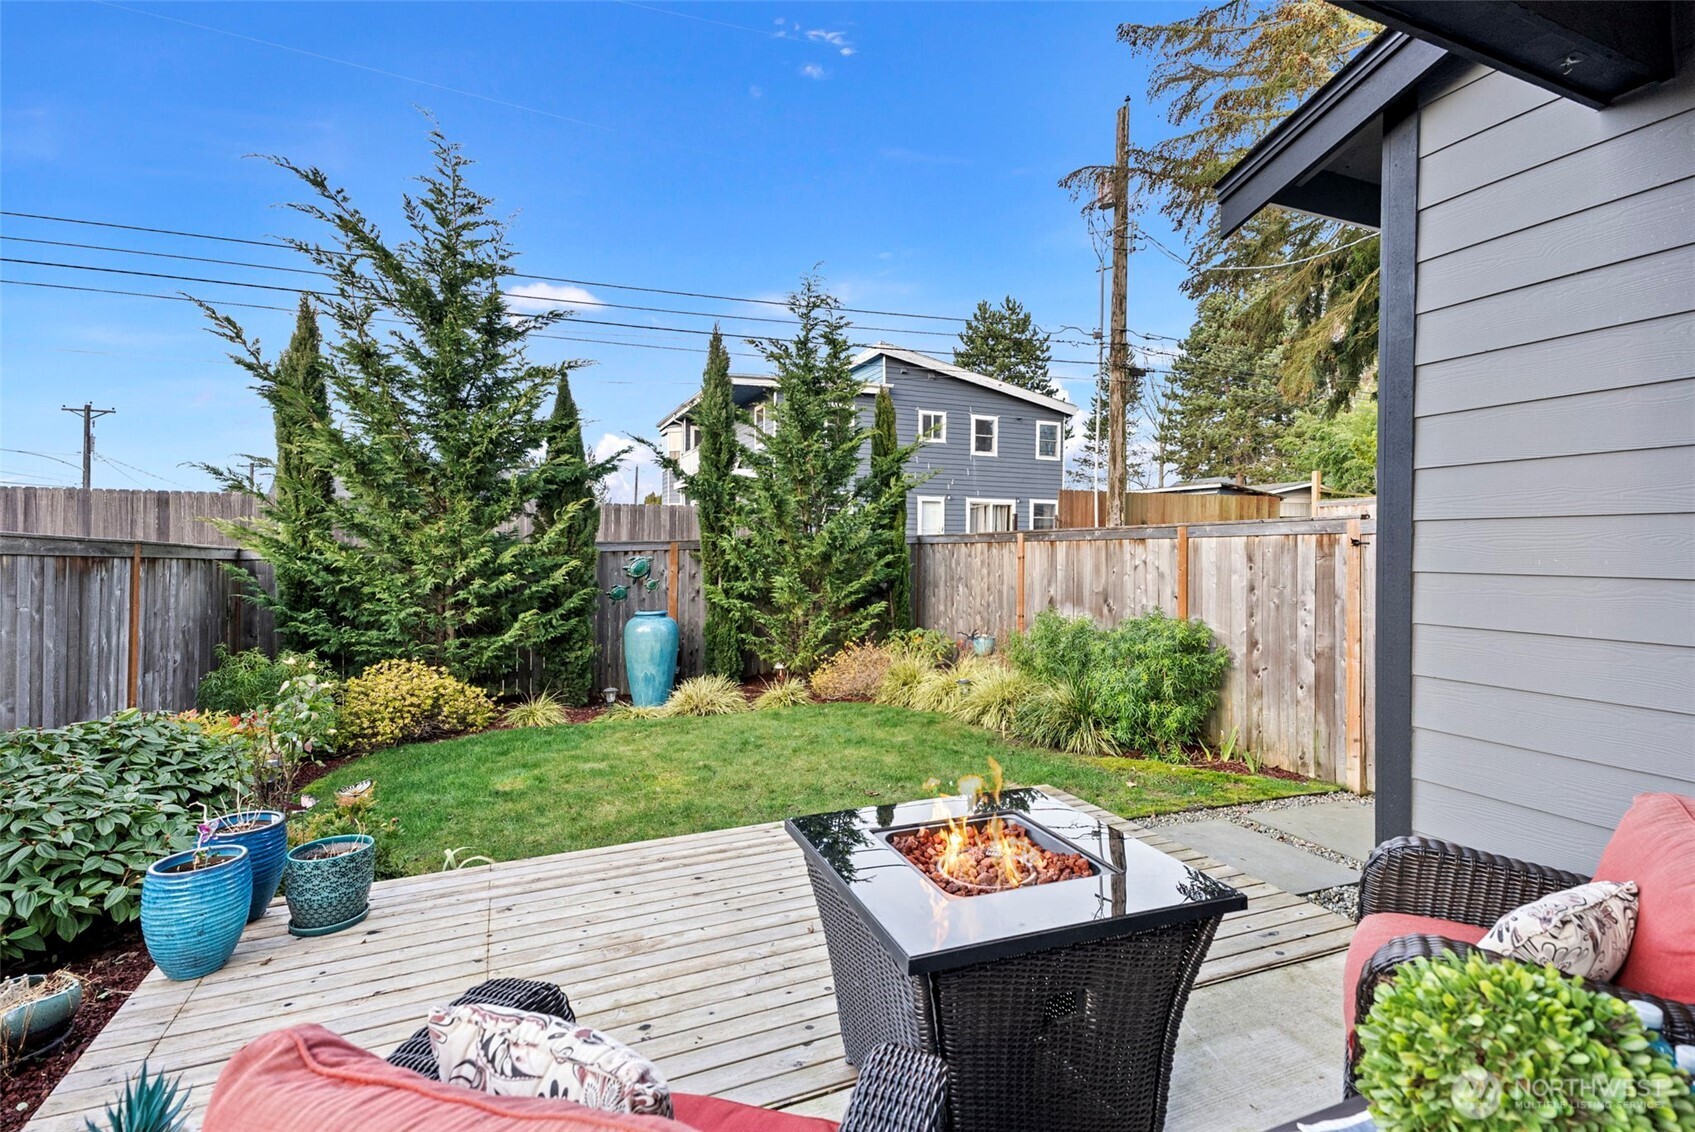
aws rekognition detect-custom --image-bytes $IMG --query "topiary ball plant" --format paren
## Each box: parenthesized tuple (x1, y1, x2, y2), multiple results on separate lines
(1356, 952, 1694, 1131)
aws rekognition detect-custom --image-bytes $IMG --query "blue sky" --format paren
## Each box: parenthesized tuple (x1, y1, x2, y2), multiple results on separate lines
(1, 1, 1202, 498)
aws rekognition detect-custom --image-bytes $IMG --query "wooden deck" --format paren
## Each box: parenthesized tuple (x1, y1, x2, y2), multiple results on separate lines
(24, 788, 1354, 1130)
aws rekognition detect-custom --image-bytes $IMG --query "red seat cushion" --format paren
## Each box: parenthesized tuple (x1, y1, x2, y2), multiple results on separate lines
(204, 1026, 838, 1132)
(1342, 913, 1488, 1034)
(1593, 792, 1695, 1003)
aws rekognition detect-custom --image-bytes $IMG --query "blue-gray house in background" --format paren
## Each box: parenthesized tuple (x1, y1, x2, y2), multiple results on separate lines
(659, 344, 1080, 535)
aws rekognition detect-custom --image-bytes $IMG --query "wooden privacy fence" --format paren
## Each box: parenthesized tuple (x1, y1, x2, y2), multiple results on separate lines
(912, 517, 1375, 791)
(1058, 489, 1282, 528)
(0, 534, 275, 731)
(0, 487, 260, 546)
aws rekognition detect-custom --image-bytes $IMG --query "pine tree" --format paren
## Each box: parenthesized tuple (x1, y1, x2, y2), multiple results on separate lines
(869, 387, 912, 631)
(1155, 292, 1304, 482)
(534, 368, 619, 703)
(200, 129, 592, 683)
(690, 329, 745, 678)
(715, 277, 914, 674)
(953, 297, 1059, 396)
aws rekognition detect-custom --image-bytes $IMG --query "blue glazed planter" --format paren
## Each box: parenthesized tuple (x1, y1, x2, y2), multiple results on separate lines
(972, 634, 996, 657)
(207, 810, 287, 922)
(625, 610, 680, 707)
(284, 834, 376, 937)
(141, 845, 251, 981)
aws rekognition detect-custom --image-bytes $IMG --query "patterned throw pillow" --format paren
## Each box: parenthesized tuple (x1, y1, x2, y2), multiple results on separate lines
(1477, 880, 1639, 980)
(427, 1002, 673, 1118)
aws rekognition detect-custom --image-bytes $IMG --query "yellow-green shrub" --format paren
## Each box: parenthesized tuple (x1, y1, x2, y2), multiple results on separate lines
(950, 665, 1040, 734)
(665, 675, 749, 717)
(874, 653, 935, 708)
(339, 659, 495, 751)
(754, 680, 812, 710)
(811, 642, 894, 701)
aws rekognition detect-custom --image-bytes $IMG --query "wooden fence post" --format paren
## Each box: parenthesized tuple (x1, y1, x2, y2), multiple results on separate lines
(1175, 525, 1190, 619)
(1344, 518, 1365, 793)
(1311, 469, 1324, 511)
(666, 541, 679, 620)
(1015, 533, 1026, 633)
(127, 542, 142, 708)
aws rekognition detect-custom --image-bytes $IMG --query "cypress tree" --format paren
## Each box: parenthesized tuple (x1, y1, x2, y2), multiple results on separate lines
(869, 387, 912, 631)
(267, 296, 337, 647)
(691, 329, 744, 678)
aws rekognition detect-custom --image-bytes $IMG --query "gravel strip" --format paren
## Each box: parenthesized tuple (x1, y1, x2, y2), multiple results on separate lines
(1306, 883, 1361, 922)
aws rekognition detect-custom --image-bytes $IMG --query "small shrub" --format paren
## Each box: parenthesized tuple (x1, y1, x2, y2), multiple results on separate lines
(1005, 611, 1098, 685)
(339, 659, 496, 752)
(874, 653, 936, 708)
(245, 666, 339, 809)
(665, 675, 751, 717)
(908, 667, 969, 714)
(503, 692, 568, 729)
(1356, 953, 1695, 1131)
(811, 642, 894, 701)
(288, 794, 405, 881)
(951, 665, 1040, 735)
(1094, 612, 1230, 756)
(196, 646, 312, 716)
(754, 680, 812, 710)
(0, 711, 248, 959)
(1010, 677, 1120, 757)
(885, 628, 956, 667)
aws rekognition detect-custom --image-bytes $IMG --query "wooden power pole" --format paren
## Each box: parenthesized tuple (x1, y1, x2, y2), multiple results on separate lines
(1106, 101, 1131, 527)
(60, 402, 117, 491)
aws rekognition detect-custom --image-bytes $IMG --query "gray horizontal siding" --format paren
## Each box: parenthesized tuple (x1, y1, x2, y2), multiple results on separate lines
(1414, 573, 1695, 648)
(877, 360, 1067, 535)
(1415, 313, 1695, 416)
(1412, 624, 1695, 712)
(1419, 65, 1694, 207)
(1419, 110, 1695, 261)
(1414, 379, 1694, 467)
(1408, 58, 1695, 873)
(1416, 178, 1695, 312)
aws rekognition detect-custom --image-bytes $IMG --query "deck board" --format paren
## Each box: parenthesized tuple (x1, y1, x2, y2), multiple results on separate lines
(24, 788, 1352, 1130)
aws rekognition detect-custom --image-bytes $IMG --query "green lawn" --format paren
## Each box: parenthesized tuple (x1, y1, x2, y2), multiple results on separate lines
(311, 703, 1334, 873)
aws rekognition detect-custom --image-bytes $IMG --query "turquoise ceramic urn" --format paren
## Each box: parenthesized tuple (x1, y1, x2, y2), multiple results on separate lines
(625, 610, 680, 707)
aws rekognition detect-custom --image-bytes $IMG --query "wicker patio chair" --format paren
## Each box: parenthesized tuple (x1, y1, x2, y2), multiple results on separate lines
(386, 977, 949, 1132)
(1344, 835, 1695, 1090)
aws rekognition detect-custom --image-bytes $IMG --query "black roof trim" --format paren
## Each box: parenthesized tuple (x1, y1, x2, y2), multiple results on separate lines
(1215, 31, 1446, 237)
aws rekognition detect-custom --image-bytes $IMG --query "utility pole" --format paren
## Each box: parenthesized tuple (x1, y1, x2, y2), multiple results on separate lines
(1106, 100, 1132, 527)
(60, 402, 117, 491)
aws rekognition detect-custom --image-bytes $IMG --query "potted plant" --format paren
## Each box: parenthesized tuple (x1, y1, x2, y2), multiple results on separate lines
(0, 971, 83, 1063)
(1356, 953, 1695, 1129)
(140, 825, 251, 982)
(283, 832, 376, 937)
(204, 793, 287, 923)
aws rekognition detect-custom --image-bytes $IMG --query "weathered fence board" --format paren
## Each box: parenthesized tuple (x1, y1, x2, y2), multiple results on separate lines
(912, 519, 1376, 789)
(1058, 489, 1282, 528)
(0, 535, 275, 730)
(0, 487, 260, 547)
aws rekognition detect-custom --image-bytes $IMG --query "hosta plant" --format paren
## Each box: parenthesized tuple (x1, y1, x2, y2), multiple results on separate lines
(0, 712, 247, 959)
(1356, 953, 1695, 1131)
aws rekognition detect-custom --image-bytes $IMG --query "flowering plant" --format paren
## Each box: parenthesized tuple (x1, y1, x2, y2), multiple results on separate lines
(248, 669, 339, 809)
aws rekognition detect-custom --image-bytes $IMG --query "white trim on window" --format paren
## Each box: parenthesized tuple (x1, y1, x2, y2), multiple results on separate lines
(970, 414, 999, 456)
(917, 409, 947, 444)
(965, 497, 1016, 534)
(915, 495, 947, 535)
(1034, 420, 1061, 461)
(1029, 499, 1058, 531)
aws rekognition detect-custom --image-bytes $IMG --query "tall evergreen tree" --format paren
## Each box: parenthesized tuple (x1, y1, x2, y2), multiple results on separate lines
(953, 297, 1059, 396)
(690, 329, 745, 678)
(869, 387, 911, 631)
(200, 129, 591, 682)
(265, 296, 336, 647)
(535, 368, 619, 703)
(715, 278, 915, 674)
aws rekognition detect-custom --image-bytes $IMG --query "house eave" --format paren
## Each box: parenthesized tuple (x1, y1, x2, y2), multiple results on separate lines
(851, 344, 1082, 417)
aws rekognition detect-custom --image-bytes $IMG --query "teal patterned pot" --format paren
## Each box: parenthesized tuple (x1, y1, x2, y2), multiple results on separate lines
(284, 834, 375, 937)
(624, 610, 680, 707)
(1, 974, 83, 1062)
(141, 845, 250, 981)
(206, 810, 287, 922)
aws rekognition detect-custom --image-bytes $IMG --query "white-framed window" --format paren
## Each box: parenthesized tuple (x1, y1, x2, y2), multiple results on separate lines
(966, 498, 1016, 533)
(1030, 499, 1058, 531)
(684, 422, 700, 451)
(751, 403, 769, 431)
(1035, 420, 1061, 461)
(917, 409, 947, 443)
(970, 415, 999, 456)
(916, 495, 947, 535)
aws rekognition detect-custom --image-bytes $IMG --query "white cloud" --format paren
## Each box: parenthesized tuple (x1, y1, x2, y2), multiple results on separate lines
(593, 432, 658, 504)
(806, 28, 851, 48)
(799, 62, 827, 80)
(839, 47, 855, 56)
(749, 84, 763, 99)
(506, 282, 600, 314)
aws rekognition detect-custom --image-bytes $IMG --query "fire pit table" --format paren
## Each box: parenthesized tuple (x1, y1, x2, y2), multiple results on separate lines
(787, 788, 1245, 1132)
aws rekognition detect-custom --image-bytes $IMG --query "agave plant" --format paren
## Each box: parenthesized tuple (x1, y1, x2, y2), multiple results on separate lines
(84, 1064, 189, 1132)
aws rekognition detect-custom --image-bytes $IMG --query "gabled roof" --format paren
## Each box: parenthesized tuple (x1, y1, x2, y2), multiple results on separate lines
(655, 375, 775, 431)
(852, 343, 1081, 417)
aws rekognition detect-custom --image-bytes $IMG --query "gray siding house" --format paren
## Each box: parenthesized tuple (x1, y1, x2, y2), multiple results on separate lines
(1218, 3, 1695, 873)
(658, 345, 1079, 535)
